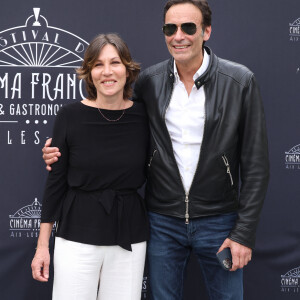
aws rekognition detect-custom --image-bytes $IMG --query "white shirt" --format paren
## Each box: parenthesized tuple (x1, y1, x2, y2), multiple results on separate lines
(165, 50, 210, 192)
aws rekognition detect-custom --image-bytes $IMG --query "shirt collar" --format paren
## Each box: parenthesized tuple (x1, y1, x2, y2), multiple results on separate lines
(173, 48, 210, 83)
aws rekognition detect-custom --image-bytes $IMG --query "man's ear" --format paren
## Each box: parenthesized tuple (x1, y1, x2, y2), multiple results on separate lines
(203, 26, 212, 41)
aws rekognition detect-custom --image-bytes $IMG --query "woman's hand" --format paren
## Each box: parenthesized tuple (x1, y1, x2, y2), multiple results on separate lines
(31, 247, 50, 282)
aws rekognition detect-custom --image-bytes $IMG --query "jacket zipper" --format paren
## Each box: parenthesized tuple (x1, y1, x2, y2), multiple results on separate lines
(164, 73, 207, 224)
(148, 149, 157, 167)
(184, 193, 190, 224)
(184, 86, 207, 223)
(163, 75, 190, 224)
(222, 155, 234, 186)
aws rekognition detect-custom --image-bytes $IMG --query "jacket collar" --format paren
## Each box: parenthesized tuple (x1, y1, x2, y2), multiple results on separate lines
(167, 46, 218, 89)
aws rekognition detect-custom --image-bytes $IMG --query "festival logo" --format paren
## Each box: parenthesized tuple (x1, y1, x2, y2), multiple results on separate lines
(289, 17, 300, 42)
(0, 8, 89, 146)
(281, 267, 300, 293)
(285, 144, 300, 170)
(9, 198, 55, 238)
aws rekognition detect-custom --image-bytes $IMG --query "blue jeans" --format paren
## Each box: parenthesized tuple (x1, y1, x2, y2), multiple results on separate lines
(147, 212, 243, 300)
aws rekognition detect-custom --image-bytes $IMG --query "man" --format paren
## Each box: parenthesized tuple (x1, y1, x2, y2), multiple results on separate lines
(43, 1, 269, 299)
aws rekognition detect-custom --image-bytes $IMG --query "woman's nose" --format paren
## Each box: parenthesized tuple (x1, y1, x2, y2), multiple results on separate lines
(103, 64, 112, 75)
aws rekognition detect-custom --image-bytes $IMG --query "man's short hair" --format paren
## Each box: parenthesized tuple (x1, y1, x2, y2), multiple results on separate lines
(163, 0, 212, 29)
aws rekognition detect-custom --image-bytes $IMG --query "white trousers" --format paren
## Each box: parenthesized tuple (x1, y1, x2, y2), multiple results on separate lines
(52, 237, 146, 300)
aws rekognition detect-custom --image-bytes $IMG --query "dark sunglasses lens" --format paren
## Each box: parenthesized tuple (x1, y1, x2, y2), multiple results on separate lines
(181, 23, 197, 35)
(163, 24, 177, 36)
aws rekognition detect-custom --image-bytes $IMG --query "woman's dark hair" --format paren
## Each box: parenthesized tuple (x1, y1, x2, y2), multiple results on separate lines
(163, 0, 212, 29)
(77, 33, 140, 100)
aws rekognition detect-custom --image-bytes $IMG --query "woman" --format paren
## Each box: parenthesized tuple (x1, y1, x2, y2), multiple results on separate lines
(31, 33, 149, 300)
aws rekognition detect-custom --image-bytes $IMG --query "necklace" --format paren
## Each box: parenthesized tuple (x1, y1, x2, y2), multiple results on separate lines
(97, 107, 125, 122)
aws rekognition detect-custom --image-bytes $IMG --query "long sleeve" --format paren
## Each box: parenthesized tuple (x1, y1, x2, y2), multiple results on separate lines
(41, 106, 69, 223)
(228, 75, 270, 248)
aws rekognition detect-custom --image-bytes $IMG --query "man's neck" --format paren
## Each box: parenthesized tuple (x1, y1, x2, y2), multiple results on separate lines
(175, 53, 204, 83)
(175, 52, 204, 96)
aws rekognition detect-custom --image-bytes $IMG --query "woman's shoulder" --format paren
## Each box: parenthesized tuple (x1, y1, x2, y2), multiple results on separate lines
(131, 101, 147, 114)
(53, 102, 85, 126)
(130, 102, 148, 125)
(57, 101, 84, 115)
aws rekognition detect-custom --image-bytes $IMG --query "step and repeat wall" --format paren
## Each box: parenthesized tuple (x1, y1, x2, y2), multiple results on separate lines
(0, 0, 299, 299)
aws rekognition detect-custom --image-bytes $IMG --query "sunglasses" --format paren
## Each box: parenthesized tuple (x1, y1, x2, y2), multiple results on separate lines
(162, 22, 198, 36)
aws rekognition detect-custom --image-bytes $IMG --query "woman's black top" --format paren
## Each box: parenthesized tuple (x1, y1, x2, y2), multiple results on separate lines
(41, 101, 149, 251)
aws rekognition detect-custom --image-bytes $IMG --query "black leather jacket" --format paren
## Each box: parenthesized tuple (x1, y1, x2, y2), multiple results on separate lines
(133, 47, 269, 249)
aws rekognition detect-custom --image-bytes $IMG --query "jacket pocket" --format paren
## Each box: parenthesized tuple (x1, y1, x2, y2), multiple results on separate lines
(222, 154, 234, 186)
(148, 149, 157, 168)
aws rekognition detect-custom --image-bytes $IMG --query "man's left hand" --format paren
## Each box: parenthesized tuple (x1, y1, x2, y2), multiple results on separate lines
(217, 238, 252, 271)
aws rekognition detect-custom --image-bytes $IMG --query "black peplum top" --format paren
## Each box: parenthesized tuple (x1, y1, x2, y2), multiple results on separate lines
(41, 101, 149, 251)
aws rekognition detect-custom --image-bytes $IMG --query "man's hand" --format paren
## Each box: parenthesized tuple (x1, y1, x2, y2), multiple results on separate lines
(217, 238, 252, 271)
(42, 138, 61, 171)
(31, 247, 50, 282)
